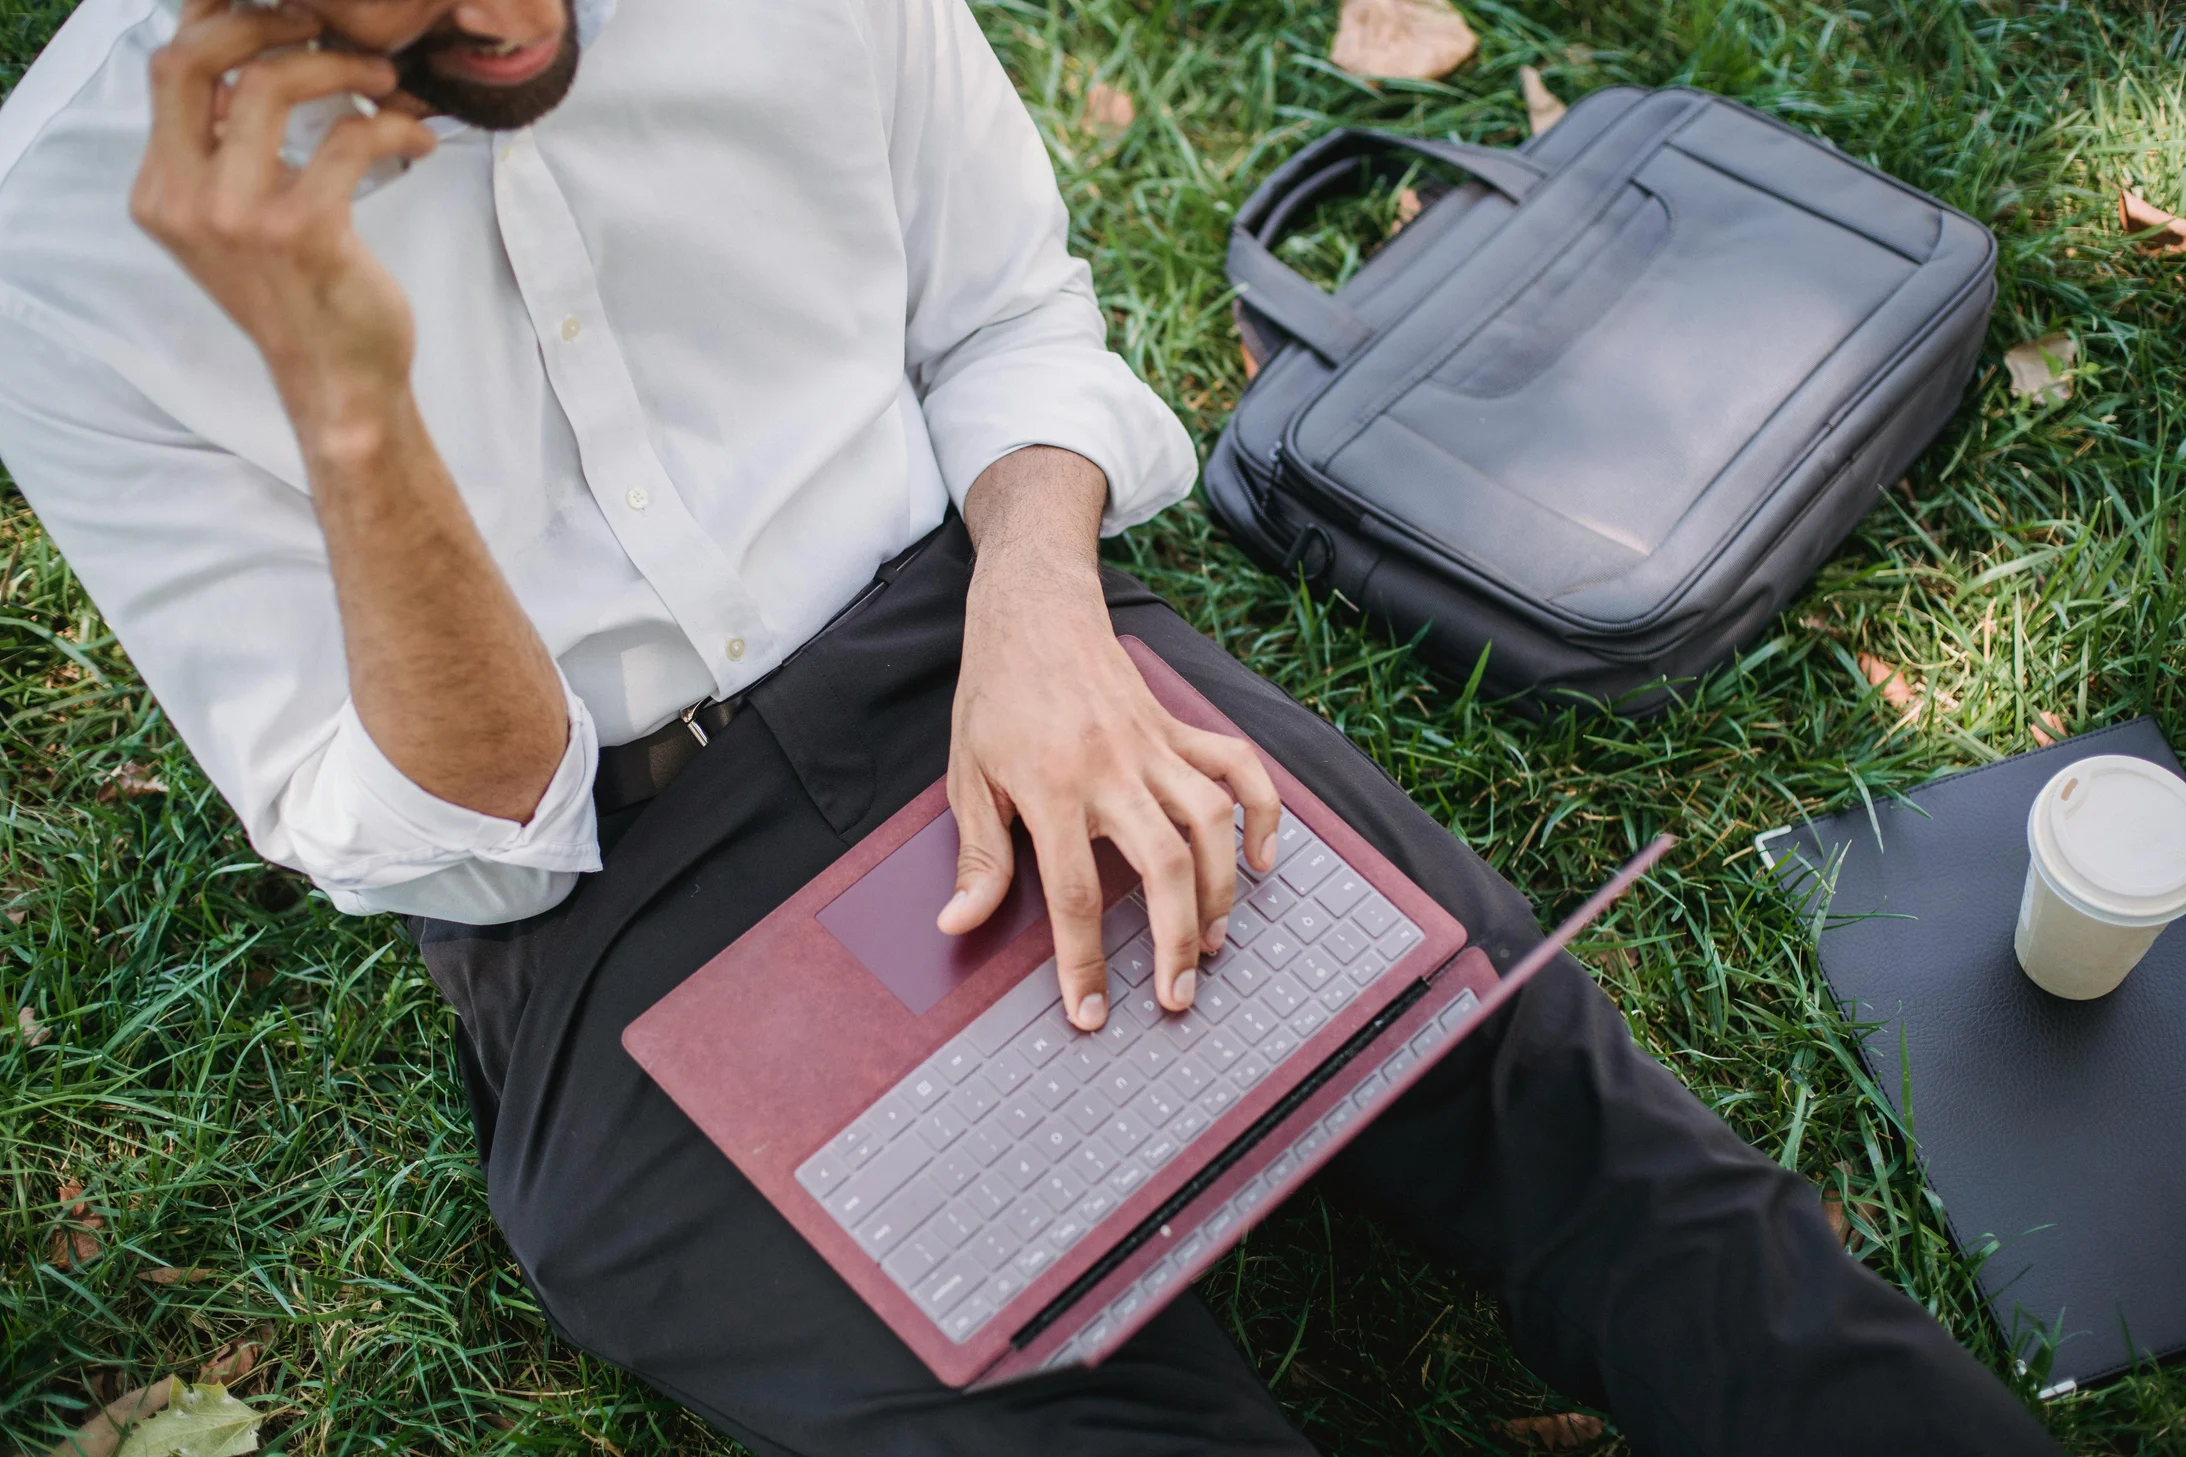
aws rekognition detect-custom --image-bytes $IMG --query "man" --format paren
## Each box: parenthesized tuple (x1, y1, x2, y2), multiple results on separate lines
(0, 0, 2061, 1451)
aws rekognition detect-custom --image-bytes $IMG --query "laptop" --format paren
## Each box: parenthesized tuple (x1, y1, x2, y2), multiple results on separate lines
(623, 636, 1669, 1387)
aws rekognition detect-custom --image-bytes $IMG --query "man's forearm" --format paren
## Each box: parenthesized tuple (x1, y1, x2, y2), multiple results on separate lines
(303, 384, 567, 823)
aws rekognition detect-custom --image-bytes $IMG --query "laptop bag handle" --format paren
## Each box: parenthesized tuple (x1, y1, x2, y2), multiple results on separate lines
(1227, 129, 1545, 364)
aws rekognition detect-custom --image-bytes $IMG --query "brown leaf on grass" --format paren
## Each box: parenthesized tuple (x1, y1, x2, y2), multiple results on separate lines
(1083, 81, 1135, 139)
(2119, 189, 2186, 255)
(1820, 1162, 1885, 1248)
(141, 1266, 217, 1286)
(42, 1377, 176, 1457)
(1500, 1412, 1607, 1449)
(1518, 66, 1567, 134)
(1857, 653, 1919, 710)
(18, 1004, 51, 1047)
(51, 1179, 106, 1268)
(97, 761, 168, 802)
(2003, 333, 2076, 405)
(1390, 185, 1424, 234)
(197, 1341, 259, 1386)
(1330, 0, 1478, 81)
(2029, 710, 2067, 748)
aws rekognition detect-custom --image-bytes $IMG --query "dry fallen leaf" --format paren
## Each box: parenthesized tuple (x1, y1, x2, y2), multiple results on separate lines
(42, 1378, 175, 1457)
(2029, 710, 2067, 748)
(1518, 66, 1566, 134)
(18, 1004, 51, 1047)
(196, 1342, 258, 1387)
(1083, 81, 1135, 139)
(2119, 189, 2186, 256)
(51, 1179, 105, 1269)
(98, 761, 169, 802)
(1857, 653, 1919, 710)
(142, 1266, 218, 1287)
(1820, 1163, 1883, 1248)
(1331, 0, 1478, 81)
(113, 1381, 261, 1457)
(1391, 185, 1424, 234)
(1500, 1412, 1606, 1449)
(2003, 332, 2075, 405)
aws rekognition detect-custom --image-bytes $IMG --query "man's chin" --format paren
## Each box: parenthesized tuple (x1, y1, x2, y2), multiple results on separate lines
(394, 35, 581, 132)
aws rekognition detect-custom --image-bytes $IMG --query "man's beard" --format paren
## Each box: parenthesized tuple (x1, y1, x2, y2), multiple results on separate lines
(390, 1, 582, 132)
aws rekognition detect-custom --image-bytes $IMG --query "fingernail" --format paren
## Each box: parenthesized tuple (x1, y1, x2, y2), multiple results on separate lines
(1075, 993, 1106, 1031)
(1173, 969, 1197, 1007)
(943, 890, 968, 915)
(1203, 915, 1228, 952)
(1258, 832, 1277, 866)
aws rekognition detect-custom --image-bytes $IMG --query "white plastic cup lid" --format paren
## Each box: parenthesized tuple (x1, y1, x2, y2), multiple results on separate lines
(2028, 754, 2186, 925)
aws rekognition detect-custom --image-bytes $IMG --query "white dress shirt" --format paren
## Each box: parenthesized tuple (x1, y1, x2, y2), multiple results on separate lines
(0, 0, 1196, 924)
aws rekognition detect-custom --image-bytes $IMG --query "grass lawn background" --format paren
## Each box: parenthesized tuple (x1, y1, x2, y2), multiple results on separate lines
(4, 0, 2183, 1451)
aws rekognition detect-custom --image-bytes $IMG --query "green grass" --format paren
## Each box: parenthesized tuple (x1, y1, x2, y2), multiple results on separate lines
(5, 0, 2184, 1452)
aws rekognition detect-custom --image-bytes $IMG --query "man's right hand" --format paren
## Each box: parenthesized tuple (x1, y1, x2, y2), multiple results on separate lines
(131, 0, 437, 429)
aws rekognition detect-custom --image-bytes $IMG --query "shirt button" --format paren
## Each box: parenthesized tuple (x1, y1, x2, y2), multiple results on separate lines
(625, 487, 649, 511)
(725, 637, 747, 662)
(561, 315, 582, 342)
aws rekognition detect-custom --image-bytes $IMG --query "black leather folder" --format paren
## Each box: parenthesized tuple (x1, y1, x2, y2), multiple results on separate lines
(1758, 717, 2186, 1391)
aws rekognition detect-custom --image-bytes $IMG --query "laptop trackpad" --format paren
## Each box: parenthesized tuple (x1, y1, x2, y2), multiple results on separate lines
(818, 809, 1048, 1015)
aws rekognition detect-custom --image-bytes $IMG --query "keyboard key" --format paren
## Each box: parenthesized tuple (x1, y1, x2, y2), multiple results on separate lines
(1319, 976, 1358, 1011)
(962, 1173, 1012, 1219)
(1280, 845, 1339, 895)
(1260, 1027, 1300, 1065)
(1231, 1003, 1278, 1044)
(1139, 1132, 1181, 1169)
(1221, 951, 1271, 994)
(1245, 877, 1298, 920)
(1291, 948, 1339, 989)
(969, 1227, 1019, 1271)
(1193, 980, 1240, 1022)
(1069, 1141, 1113, 1182)
(1004, 1196, 1051, 1241)
(1262, 973, 1306, 1017)
(1077, 1187, 1117, 1224)
(1289, 1003, 1328, 1039)
(984, 1047, 1034, 1096)
(826, 1133, 932, 1225)
(1030, 1069, 1073, 1109)
(934, 1147, 983, 1195)
(856, 1174, 946, 1259)
(1126, 1039, 1175, 1079)
(1254, 933, 1302, 970)
(1130, 1084, 1184, 1127)
(1281, 902, 1331, 943)
(835, 1118, 885, 1168)
(995, 1093, 1043, 1140)
(916, 1256, 983, 1317)
(1109, 936, 1156, 987)
(1013, 1239, 1059, 1279)
(1225, 903, 1270, 946)
(1166, 1055, 1212, 1097)
(1101, 895, 1150, 954)
(1319, 923, 1369, 965)
(1316, 870, 1368, 916)
(796, 1151, 851, 1200)
(902, 1069, 948, 1112)
(932, 1202, 981, 1248)
(1350, 895, 1398, 940)
(951, 1074, 1000, 1122)
(997, 1148, 1046, 1191)
(964, 1124, 1012, 1166)
(1232, 1054, 1270, 1089)
(1101, 1108, 1153, 1156)
(1201, 1031, 1246, 1071)
(1108, 1160, 1150, 1196)
(1271, 814, 1313, 865)
(918, 1104, 969, 1151)
(1046, 1212, 1090, 1251)
(1093, 1062, 1144, 1104)
(1199, 1079, 1239, 1120)
(1154, 1009, 1212, 1052)
(1036, 1164, 1088, 1212)
(985, 1268, 1027, 1307)
(883, 1229, 947, 1285)
(1013, 1016, 1071, 1068)
(1169, 1106, 1210, 1144)
(1119, 987, 1166, 1029)
(1379, 920, 1423, 958)
(943, 1289, 999, 1342)
(1348, 951, 1389, 988)
(931, 1044, 981, 1084)
(1062, 1091, 1110, 1136)
(968, 966, 1063, 1055)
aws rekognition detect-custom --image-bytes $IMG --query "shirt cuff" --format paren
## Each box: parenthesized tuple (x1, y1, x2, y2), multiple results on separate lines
(921, 344, 1198, 537)
(271, 675, 603, 906)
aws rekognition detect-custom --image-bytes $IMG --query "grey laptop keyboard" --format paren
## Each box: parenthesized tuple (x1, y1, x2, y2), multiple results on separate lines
(796, 810, 1424, 1344)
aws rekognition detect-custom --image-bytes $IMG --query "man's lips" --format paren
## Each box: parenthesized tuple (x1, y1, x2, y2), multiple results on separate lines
(426, 35, 563, 86)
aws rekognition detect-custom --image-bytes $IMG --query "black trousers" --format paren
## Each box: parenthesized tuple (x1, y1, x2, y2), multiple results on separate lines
(413, 520, 2057, 1457)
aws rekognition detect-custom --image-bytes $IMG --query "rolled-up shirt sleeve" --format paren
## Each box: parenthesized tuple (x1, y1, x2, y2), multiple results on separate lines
(0, 319, 602, 924)
(870, 0, 1197, 534)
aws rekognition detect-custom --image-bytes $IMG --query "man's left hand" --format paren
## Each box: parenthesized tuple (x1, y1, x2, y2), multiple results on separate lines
(945, 447, 1281, 1031)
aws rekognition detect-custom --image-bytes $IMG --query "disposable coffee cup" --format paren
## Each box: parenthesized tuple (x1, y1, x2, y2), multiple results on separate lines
(2015, 754, 2186, 999)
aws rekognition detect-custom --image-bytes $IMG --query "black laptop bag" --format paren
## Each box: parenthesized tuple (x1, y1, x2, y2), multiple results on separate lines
(1204, 87, 1997, 714)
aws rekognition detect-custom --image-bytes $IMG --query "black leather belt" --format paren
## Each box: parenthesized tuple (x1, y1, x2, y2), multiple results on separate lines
(593, 696, 740, 817)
